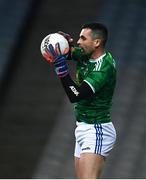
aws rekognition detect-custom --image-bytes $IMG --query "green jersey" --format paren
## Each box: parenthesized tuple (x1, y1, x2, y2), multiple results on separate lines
(72, 48, 116, 124)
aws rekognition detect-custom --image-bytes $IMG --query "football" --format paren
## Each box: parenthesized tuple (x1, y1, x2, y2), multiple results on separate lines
(40, 33, 69, 63)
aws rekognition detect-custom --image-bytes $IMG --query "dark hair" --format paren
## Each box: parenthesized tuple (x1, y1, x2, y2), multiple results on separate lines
(82, 22, 108, 46)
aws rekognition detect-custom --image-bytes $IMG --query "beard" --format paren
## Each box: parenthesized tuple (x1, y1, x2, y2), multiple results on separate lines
(82, 48, 94, 59)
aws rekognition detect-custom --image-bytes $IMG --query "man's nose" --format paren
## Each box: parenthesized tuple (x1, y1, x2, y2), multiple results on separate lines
(77, 39, 80, 45)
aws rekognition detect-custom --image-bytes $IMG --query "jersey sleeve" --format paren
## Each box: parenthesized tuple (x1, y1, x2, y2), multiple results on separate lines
(84, 59, 112, 93)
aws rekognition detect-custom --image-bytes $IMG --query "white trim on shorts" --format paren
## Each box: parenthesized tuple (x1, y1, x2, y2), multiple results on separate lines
(74, 121, 116, 158)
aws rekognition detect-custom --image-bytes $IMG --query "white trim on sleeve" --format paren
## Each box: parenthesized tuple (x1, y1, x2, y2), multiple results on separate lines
(83, 80, 95, 94)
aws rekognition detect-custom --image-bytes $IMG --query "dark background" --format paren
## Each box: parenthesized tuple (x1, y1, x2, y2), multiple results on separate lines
(0, 0, 146, 178)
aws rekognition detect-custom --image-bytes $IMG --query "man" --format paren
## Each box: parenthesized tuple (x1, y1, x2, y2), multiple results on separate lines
(45, 22, 117, 179)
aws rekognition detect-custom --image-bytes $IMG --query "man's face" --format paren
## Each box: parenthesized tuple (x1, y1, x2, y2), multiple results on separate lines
(77, 28, 98, 56)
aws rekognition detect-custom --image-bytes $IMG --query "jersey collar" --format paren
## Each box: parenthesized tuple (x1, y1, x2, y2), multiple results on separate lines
(89, 53, 106, 63)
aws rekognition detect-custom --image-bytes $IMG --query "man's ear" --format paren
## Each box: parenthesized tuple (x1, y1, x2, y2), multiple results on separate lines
(94, 38, 102, 48)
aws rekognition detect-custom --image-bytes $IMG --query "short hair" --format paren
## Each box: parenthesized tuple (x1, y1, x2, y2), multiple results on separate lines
(81, 22, 108, 46)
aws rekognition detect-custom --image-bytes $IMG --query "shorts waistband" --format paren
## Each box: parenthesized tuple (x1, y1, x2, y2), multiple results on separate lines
(77, 118, 111, 124)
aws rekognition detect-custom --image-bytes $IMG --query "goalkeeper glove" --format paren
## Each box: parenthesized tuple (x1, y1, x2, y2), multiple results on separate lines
(48, 43, 69, 78)
(58, 31, 74, 48)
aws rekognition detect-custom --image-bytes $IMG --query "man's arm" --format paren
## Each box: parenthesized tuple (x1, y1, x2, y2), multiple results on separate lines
(60, 74, 94, 103)
(45, 43, 94, 102)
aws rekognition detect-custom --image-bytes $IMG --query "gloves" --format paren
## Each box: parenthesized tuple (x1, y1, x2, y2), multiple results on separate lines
(58, 31, 74, 47)
(48, 43, 69, 78)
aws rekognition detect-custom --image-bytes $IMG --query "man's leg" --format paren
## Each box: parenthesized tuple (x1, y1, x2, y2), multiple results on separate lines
(74, 156, 80, 178)
(75, 153, 105, 179)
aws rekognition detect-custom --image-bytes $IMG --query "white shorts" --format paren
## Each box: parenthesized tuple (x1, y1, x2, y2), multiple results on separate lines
(74, 121, 116, 158)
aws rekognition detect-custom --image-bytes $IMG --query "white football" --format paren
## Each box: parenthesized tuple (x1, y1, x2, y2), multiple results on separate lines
(40, 33, 69, 63)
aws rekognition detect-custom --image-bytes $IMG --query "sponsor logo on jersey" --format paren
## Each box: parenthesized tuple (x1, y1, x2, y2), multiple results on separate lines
(82, 147, 91, 151)
(69, 86, 79, 96)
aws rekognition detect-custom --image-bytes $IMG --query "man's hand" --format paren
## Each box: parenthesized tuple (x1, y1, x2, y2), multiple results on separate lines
(48, 43, 69, 78)
(58, 31, 74, 47)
